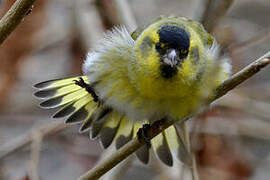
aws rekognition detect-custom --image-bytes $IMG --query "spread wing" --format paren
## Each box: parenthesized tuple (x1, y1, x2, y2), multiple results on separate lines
(34, 76, 191, 166)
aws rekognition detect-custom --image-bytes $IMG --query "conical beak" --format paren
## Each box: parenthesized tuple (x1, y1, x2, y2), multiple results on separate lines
(162, 49, 179, 67)
(168, 49, 177, 67)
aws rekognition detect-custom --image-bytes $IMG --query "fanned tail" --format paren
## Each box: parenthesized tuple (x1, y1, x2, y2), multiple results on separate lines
(34, 76, 191, 166)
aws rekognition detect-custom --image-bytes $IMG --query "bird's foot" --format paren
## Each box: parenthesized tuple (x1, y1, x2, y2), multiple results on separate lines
(137, 124, 152, 148)
(74, 77, 88, 88)
(74, 77, 99, 103)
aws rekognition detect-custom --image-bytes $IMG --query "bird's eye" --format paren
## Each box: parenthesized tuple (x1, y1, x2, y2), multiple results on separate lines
(155, 43, 162, 51)
(155, 42, 166, 54)
(179, 48, 189, 59)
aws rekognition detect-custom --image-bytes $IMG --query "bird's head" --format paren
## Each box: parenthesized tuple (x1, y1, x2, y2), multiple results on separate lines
(132, 17, 208, 80)
(130, 17, 214, 98)
(154, 25, 190, 78)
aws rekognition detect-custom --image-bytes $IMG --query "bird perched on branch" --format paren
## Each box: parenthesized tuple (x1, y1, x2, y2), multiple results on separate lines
(34, 16, 230, 166)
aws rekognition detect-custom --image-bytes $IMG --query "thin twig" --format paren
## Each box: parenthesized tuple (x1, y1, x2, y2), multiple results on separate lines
(28, 131, 43, 180)
(0, 121, 66, 160)
(213, 51, 270, 100)
(78, 51, 270, 180)
(100, 150, 134, 180)
(181, 123, 199, 180)
(0, 0, 36, 44)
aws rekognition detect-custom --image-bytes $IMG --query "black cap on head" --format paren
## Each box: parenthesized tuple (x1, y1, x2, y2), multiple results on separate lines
(157, 25, 190, 79)
(157, 25, 190, 58)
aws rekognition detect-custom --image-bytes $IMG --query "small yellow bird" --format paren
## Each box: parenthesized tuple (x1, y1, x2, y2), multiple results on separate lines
(34, 16, 230, 166)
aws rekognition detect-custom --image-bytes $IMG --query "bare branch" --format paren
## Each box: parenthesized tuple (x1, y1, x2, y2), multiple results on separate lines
(78, 52, 270, 180)
(213, 51, 270, 100)
(28, 131, 43, 180)
(0, 0, 37, 45)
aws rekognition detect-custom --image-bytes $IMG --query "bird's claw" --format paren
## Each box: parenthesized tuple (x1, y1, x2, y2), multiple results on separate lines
(74, 77, 87, 88)
(137, 124, 152, 148)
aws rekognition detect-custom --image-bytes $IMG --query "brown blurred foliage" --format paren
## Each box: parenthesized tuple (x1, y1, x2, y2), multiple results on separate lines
(192, 108, 253, 180)
(0, 0, 46, 109)
(13, 175, 31, 180)
(96, 0, 120, 28)
(197, 133, 252, 180)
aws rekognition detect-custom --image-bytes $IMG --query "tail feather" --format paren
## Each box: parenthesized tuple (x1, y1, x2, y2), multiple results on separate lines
(115, 116, 133, 149)
(34, 85, 81, 99)
(136, 145, 150, 164)
(34, 76, 87, 89)
(63, 95, 92, 122)
(39, 88, 89, 109)
(52, 101, 75, 118)
(65, 102, 91, 123)
(90, 107, 112, 139)
(162, 125, 191, 166)
(174, 125, 192, 166)
(79, 104, 98, 133)
(152, 131, 173, 166)
(55, 94, 90, 118)
(133, 121, 150, 164)
(100, 112, 122, 148)
(35, 76, 90, 109)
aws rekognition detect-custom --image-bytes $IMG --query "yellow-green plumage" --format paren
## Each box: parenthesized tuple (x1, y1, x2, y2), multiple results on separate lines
(34, 16, 230, 166)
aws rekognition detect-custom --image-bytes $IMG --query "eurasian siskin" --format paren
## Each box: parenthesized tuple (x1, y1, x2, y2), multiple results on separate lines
(34, 16, 231, 166)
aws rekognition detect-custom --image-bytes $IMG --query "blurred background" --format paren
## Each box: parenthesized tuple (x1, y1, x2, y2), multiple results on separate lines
(0, 0, 270, 179)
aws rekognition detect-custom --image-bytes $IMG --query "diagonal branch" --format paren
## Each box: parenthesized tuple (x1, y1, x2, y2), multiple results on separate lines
(78, 51, 270, 180)
(0, 0, 36, 45)
(213, 51, 270, 100)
